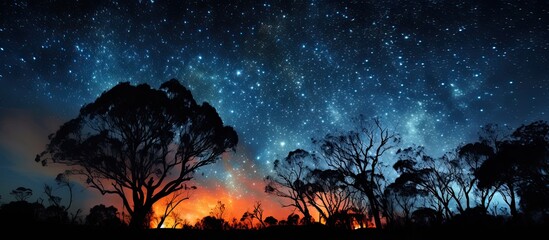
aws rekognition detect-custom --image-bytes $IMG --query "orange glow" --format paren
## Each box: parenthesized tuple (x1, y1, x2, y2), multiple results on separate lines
(145, 143, 299, 227)
(0, 109, 302, 228)
(148, 174, 296, 227)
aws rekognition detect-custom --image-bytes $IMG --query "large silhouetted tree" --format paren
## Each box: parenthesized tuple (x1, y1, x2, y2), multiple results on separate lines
(264, 149, 317, 224)
(35, 79, 238, 229)
(314, 116, 400, 229)
(477, 120, 549, 219)
(511, 120, 549, 219)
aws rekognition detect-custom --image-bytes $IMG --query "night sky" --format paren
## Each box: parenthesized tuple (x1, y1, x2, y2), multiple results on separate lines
(1, 0, 547, 223)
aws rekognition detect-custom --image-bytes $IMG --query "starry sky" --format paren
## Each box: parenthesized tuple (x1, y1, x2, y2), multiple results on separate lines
(1, 0, 547, 223)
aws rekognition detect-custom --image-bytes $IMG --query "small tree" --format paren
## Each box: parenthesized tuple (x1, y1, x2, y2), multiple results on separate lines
(264, 149, 317, 224)
(210, 200, 226, 220)
(251, 201, 266, 228)
(264, 216, 278, 226)
(10, 187, 32, 202)
(86, 204, 122, 227)
(240, 211, 255, 229)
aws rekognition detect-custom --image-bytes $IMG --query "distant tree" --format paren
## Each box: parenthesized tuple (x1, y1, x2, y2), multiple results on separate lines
(35, 79, 238, 229)
(393, 145, 454, 220)
(10, 187, 33, 202)
(385, 179, 425, 226)
(42, 184, 71, 224)
(43, 205, 69, 224)
(240, 211, 255, 229)
(251, 201, 266, 228)
(328, 208, 366, 229)
(199, 216, 224, 230)
(0, 201, 45, 225)
(264, 149, 317, 224)
(43, 172, 82, 224)
(314, 116, 400, 229)
(154, 186, 195, 229)
(411, 207, 441, 226)
(167, 211, 184, 228)
(85, 204, 123, 227)
(55, 172, 74, 210)
(305, 169, 354, 227)
(44, 171, 72, 211)
(229, 217, 245, 229)
(264, 216, 278, 226)
(210, 200, 226, 220)
(478, 123, 511, 152)
(286, 213, 300, 225)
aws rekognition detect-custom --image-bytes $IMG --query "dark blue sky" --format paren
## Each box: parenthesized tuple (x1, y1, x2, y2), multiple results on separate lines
(0, 0, 547, 219)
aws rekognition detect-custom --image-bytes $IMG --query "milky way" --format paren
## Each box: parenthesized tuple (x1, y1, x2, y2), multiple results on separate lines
(1, 0, 547, 219)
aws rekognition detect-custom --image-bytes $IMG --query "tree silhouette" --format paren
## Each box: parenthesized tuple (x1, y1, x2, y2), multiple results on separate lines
(393, 145, 454, 220)
(85, 204, 122, 227)
(454, 142, 497, 212)
(286, 213, 300, 225)
(199, 216, 224, 230)
(43, 172, 76, 211)
(264, 216, 278, 226)
(10, 187, 33, 201)
(385, 177, 427, 226)
(210, 200, 226, 220)
(475, 120, 549, 220)
(35, 79, 238, 229)
(240, 211, 255, 229)
(511, 120, 549, 219)
(251, 201, 266, 228)
(0, 200, 45, 226)
(314, 116, 400, 229)
(264, 149, 317, 224)
(305, 169, 354, 227)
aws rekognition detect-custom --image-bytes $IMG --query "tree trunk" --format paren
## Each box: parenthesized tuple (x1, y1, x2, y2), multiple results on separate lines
(365, 191, 383, 229)
(509, 184, 518, 218)
(129, 204, 152, 230)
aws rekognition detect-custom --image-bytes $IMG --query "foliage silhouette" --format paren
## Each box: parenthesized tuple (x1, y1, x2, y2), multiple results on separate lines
(305, 168, 357, 227)
(393, 145, 456, 220)
(86, 204, 123, 227)
(10, 187, 33, 201)
(35, 79, 238, 229)
(264, 149, 317, 224)
(0, 200, 45, 225)
(264, 216, 278, 226)
(313, 116, 401, 229)
(476, 120, 549, 220)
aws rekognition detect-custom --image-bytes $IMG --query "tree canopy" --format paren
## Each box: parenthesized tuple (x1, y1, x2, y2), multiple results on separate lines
(36, 78, 238, 229)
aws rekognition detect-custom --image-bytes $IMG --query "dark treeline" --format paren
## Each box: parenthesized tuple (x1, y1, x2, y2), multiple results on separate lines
(1, 79, 548, 239)
(264, 116, 549, 230)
